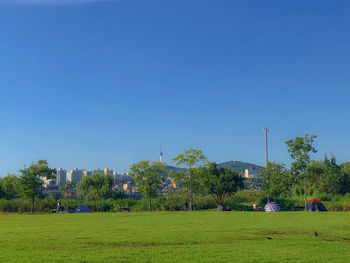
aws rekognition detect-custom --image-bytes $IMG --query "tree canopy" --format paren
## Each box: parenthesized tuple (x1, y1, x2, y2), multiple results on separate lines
(129, 161, 166, 211)
(19, 160, 56, 213)
(172, 149, 207, 211)
(285, 134, 317, 209)
(196, 162, 243, 207)
(262, 162, 293, 200)
(77, 173, 116, 200)
(0, 174, 21, 200)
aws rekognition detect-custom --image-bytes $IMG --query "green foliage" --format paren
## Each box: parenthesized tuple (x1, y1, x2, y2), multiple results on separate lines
(232, 190, 266, 204)
(0, 198, 125, 213)
(129, 161, 166, 211)
(113, 198, 137, 211)
(306, 156, 344, 201)
(306, 160, 328, 195)
(195, 162, 244, 206)
(172, 149, 207, 211)
(172, 149, 207, 168)
(159, 191, 187, 211)
(340, 162, 350, 194)
(285, 134, 317, 175)
(261, 162, 294, 199)
(19, 160, 55, 213)
(76, 173, 116, 200)
(224, 190, 267, 210)
(0, 174, 21, 200)
(285, 134, 317, 208)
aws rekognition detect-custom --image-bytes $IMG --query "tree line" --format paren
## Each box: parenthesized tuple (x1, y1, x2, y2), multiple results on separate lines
(1, 134, 350, 213)
(262, 134, 350, 210)
(0, 161, 124, 213)
(130, 149, 244, 211)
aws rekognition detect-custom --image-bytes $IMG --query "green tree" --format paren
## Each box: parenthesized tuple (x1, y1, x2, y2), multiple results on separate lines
(19, 160, 56, 213)
(261, 162, 293, 200)
(0, 174, 21, 200)
(77, 173, 114, 200)
(129, 161, 166, 212)
(196, 162, 243, 208)
(285, 134, 317, 210)
(306, 160, 327, 196)
(307, 156, 342, 210)
(172, 149, 207, 211)
(340, 162, 350, 194)
(324, 155, 342, 210)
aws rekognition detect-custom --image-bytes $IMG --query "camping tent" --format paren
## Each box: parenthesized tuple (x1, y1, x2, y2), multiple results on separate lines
(75, 205, 92, 213)
(264, 202, 281, 212)
(307, 199, 327, 211)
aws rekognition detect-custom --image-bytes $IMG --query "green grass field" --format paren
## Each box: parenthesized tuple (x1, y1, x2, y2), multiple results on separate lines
(1, 212, 350, 262)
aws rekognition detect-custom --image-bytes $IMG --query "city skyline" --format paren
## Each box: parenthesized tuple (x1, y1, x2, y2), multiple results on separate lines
(0, 0, 349, 176)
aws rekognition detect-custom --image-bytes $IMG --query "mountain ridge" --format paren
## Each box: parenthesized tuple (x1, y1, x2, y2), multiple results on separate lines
(165, 160, 265, 177)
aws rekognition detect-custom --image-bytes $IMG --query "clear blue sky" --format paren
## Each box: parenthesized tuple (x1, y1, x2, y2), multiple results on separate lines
(0, 0, 349, 175)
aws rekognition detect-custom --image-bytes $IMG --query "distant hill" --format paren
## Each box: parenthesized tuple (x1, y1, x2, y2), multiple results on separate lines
(165, 161, 265, 177)
(217, 161, 265, 177)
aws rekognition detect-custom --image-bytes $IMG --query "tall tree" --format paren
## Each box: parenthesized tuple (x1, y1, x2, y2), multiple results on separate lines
(172, 149, 207, 211)
(129, 161, 166, 212)
(261, 162, 293, 200)
(324, 155, 341, 211)
(19, 160, 56, 213)
(340, 162, 350, 194)
(196, 162, 243, 208)
(285, 134, 317, 210)
(0, 174, 21, 200)
(306, 160, 328, 195)
(77, 173, 114, 200)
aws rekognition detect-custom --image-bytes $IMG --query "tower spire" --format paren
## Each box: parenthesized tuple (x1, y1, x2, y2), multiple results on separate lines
(160, 143, 163, 163)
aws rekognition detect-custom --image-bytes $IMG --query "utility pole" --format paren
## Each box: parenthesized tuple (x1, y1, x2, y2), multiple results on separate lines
(263, 127, 270, 203)
(263, 127, 269, 168)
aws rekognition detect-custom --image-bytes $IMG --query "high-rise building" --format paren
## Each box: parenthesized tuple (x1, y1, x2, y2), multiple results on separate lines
(67, 168, 84, 183)
(56, 167, 67, 185)
(244, 169, 250, 178)
(43, 177, 56, 187)
(83, 169, 92, 177)
(104, 168, 113, 175)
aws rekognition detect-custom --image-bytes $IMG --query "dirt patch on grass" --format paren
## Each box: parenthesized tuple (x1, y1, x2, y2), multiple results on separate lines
(86, 236, 261, 248)
(87, 241, 202, 248)
(262, 231, 287, 235)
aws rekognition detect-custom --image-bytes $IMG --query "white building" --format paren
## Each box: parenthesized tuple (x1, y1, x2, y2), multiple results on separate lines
(67, 168, 84, 183)
(56, 167, 67, 185)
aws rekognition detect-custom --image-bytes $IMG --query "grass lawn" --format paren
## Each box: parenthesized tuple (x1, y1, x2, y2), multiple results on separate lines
(1, 211, 350, 262)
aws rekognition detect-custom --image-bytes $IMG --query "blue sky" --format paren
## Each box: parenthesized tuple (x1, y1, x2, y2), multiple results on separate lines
(0, 0, 349, 175)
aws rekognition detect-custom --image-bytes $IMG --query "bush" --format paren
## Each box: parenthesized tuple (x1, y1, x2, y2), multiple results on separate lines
(0, 199, 18, 212)
(224, 190, 266, 210)
(193, 195, 216, 210)
(113, 199, 137, 211)
(161, 191, 187, 211)
(4, 192, 350, 212)
(35, 198, 56, 212)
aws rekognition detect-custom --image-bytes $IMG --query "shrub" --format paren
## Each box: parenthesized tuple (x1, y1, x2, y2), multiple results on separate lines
(114, 198, 137, 211)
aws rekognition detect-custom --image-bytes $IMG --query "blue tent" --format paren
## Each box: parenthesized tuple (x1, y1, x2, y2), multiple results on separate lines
(307, 200, 327, 212)
(75, 205, 91, 213)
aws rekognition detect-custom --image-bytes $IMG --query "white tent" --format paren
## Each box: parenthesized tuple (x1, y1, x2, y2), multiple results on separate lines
(264, 202, 280, 212)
